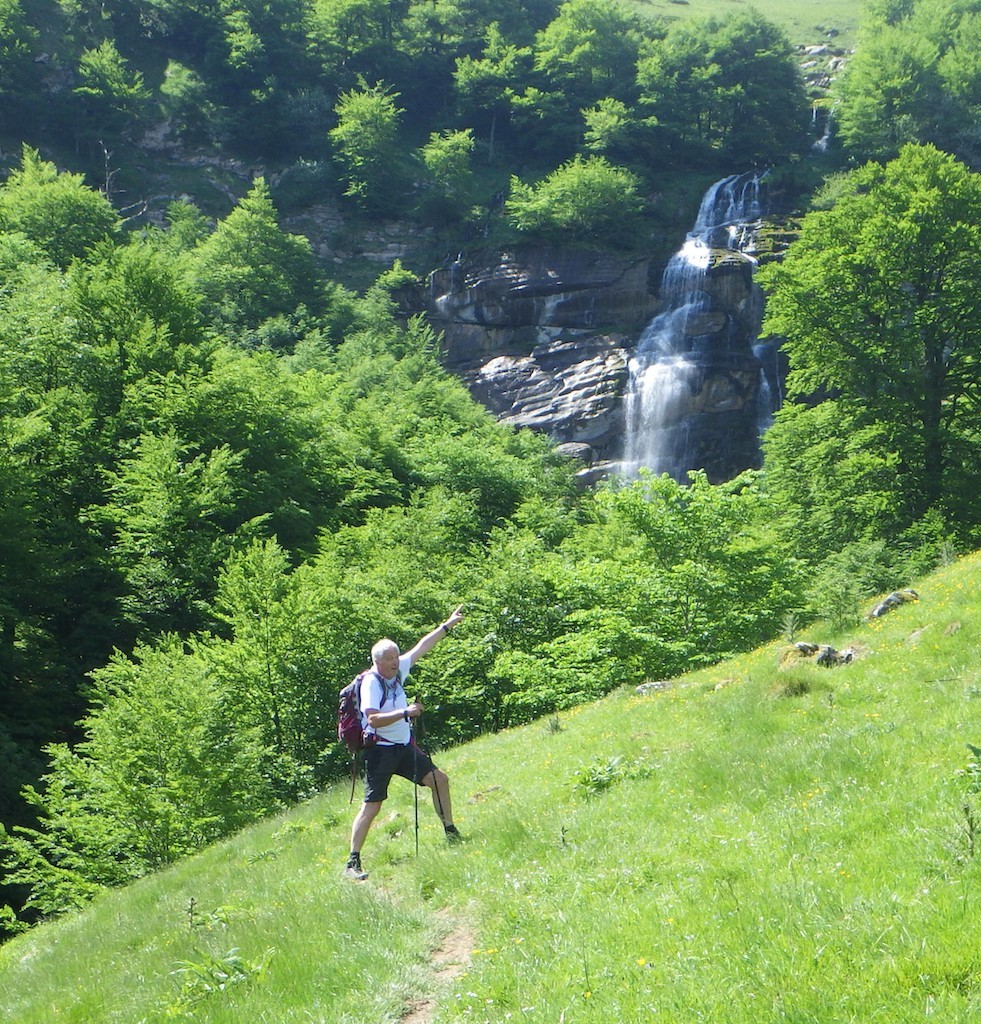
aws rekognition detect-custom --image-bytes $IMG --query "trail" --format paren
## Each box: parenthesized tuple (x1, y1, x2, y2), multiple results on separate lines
(400, 908, 474, 1024)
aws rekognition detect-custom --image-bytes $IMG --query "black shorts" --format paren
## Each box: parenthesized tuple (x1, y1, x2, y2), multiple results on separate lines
(363, 742, 437, 804)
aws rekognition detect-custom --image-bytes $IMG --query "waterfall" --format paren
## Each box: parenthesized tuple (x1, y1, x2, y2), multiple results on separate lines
(622, 172, 771, 482)
(811, 103, 832, 152)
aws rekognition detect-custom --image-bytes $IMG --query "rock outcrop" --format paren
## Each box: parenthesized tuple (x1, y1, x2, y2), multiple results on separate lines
(426, 249, 658, 463)
(424, 180, 778, 483)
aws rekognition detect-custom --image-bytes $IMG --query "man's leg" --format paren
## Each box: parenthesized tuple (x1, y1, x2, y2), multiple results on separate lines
(420, 768, 455, 829)
(348, 745, 397, 876)
(350, 800, 382, 854)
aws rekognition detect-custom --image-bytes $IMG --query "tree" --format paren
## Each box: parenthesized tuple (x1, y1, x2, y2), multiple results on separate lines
(0, 0, 37, 128)
(499, 0, 645, 158)
(834, 24, 942, 161)
(307, 0, 401, 74)
(938, 12, 981, 163)
(0, 147, 117, 269)
(328, 79, 406, 213)
(85, 432, 243, 634)
(581, 97, 639, 157)
(208, 539, 324, 791)
(759, 402, 909, 556)
(505, 154, 643, 244)
(636, 11, 808, 166)
(532, 0, 641, 104)
(453, 22, 530, 162)
(159, 60, 217, 144)
(416, 128, 474, 221)
(185, 178, 328, 336)
(0, 637, 279, 916)
(835, 0, 981, 165)
(758, 144, 981, 539)
(73, 39, 151, 145)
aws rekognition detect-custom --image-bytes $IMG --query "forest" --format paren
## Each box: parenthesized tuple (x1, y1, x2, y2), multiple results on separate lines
(0, 0, 979, 930)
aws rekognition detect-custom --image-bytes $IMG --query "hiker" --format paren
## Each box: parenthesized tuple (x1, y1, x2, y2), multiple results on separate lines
(346, 605, 465, 880)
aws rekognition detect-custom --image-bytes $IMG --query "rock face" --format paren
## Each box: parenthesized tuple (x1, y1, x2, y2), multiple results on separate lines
(426, 250, 658, 463)
(463, 335, 631, 451)
(424, 178, 775, 483)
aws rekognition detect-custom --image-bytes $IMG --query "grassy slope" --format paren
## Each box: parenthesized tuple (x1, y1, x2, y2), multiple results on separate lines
(632, 0, 865, 49)
(1, 549, 979, 1023)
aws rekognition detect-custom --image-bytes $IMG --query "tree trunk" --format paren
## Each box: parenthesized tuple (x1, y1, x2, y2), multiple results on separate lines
(920, 333, 946, 510)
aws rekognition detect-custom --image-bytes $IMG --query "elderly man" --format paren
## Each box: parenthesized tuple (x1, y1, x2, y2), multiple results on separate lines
(346, 605, 465, 880)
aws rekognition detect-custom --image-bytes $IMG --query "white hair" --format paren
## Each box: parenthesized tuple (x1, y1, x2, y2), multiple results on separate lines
(371, 638, 400, 663)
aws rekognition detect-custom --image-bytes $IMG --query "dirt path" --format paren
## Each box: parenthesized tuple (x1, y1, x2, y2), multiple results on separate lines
(400, 909, 474, 1024)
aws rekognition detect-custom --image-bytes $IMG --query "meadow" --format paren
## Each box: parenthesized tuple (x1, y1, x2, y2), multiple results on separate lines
(1, 548, 979, 1023)
(633, 0, 865, 48)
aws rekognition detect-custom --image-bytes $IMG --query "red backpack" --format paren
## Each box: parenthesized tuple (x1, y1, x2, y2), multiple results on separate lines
(337, 671, 393, 799)
(337, 671, 373, 753)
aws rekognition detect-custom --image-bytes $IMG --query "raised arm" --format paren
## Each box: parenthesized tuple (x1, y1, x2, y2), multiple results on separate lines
(404, 605, 464, 666)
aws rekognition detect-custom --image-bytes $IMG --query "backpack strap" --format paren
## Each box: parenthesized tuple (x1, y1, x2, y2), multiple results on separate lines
(363, 668, 400, 710)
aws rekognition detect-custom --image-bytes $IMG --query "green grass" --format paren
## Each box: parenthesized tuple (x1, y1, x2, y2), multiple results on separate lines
(2, 549, 980, 1023)
(629, 0, 865, 49)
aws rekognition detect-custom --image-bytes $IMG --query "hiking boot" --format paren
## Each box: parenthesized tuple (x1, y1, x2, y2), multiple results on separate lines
(345, 856, 368, 880)
(444, 824, 463, 843)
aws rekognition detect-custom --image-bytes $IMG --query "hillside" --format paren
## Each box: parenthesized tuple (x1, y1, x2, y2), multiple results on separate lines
(1, 548, 979, 1023)
(0, 0, 859, 298)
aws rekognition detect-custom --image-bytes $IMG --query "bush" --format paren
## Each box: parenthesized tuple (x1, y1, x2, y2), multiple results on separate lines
(505, 155, 644, 245)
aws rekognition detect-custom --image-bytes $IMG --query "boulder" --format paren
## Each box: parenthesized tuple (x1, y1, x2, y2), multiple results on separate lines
(869, 589, 919, 618)
(782, 641, 855, 668)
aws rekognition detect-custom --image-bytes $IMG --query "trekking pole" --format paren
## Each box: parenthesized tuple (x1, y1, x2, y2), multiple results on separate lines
(411, 715, 420, 857)
(416, 705, 447, 827)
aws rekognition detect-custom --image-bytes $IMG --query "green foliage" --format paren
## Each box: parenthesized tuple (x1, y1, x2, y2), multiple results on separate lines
(0, 0, 38, 114)
(453, 23, 531, 161)
(86, 432, 243, 632)
(185, 179, 330, 338)
(760, 402, 908, 555)
(570, 753, 626, 795)
(569, 753, 653, 796)
(835, 0, 981, 164)
(3, 8, 980, 933)
(0, 146, 117, 268)
(416, 128, 475, 222)
(759, 145, 981, 540)
(2, 552, 978, 1021)
(0, 0, 833, 215)
(532, 0, 642, 104)
(73, 39, 150, 144)
(159, 61, 217, 143)
(805, 540, 892, 630)
(834, 23, 941, 161)
(0, 638, 279, 915)
(960, 744, 981, 793)
(329, 79, 406, 213)
(208, 538, 327, 786)
(169, 946, 275, 1014)
(565, 472, 806, 670)
(636, 10, 809, 165)
(488, 0, 646, 158)
(581, 97, 641, 157)
(505, 154, 644, 244)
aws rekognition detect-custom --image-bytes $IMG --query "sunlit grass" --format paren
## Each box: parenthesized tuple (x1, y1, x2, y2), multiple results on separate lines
(627, 0, 865, 50)
(1, 550, 979, 1022)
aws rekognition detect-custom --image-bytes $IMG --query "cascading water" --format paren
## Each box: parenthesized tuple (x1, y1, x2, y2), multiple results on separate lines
(622, 171, 774, 482)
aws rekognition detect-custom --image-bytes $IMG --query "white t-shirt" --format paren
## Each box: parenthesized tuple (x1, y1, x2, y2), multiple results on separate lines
(359, 654, 413, 745)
